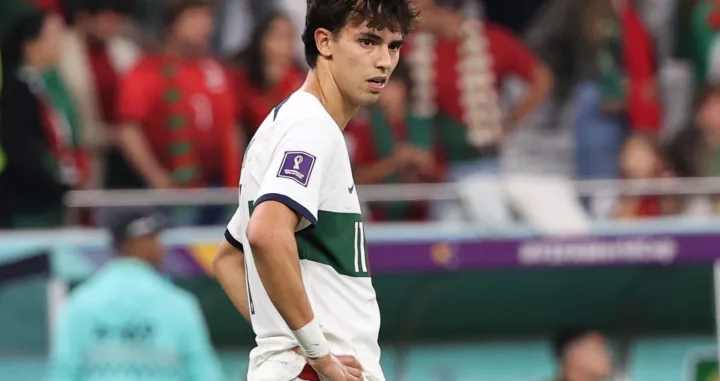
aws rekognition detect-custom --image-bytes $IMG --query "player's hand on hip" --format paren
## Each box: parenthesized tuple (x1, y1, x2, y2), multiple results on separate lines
(308, 353, 363, 381)
(337, 355, 363, 379)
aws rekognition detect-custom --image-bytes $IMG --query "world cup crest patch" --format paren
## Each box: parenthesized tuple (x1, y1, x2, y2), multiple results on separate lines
(277, 151, 316, 187)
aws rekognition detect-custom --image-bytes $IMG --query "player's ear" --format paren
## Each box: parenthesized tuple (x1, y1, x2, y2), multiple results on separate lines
(314, 28, 334, 59)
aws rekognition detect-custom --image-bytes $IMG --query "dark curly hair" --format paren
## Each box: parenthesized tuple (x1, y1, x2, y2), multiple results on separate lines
(302, 0, 420, 68)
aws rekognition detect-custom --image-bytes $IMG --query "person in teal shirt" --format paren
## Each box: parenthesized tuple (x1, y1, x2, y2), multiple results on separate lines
(47, 209, 226, 381)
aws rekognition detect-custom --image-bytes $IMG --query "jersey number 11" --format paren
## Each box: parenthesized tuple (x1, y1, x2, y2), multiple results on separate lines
(353, 222, 367, 273)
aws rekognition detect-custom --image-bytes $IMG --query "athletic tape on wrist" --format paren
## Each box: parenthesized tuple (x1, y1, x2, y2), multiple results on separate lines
(293, 318, 330, 359)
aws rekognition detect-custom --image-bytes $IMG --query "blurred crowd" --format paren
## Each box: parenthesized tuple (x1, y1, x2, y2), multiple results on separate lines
(2, 0, 720, 229)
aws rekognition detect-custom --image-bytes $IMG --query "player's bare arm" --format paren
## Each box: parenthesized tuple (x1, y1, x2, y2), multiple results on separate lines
(245, 201, 311, 329)
(115, 123, 173, 188)
(212, 239, 251, 322)
(247, 201, 363, 381)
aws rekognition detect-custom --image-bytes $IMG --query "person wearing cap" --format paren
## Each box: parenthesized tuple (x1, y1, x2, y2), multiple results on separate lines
(47, 209, 226, 381)
(551, 328, 614, 381)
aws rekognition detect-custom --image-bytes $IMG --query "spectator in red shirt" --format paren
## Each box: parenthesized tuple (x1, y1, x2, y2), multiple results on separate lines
(58, 0, 141, 189)
(344, 62, 441, 222)
(234, 11, 305, 140)
(408, 0, 553, 222)
(114, 0, 242, 191)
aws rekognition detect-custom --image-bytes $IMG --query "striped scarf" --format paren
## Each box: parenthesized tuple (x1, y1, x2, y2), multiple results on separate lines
(408, 19, 503, 148)
(159, 58, 239, 188)
(20, 67, 85, 186)
(160, 60, 202, 187)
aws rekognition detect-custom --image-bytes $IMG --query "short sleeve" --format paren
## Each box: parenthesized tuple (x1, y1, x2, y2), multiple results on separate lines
(486, 24, 538, 82)
(117, 63, 160, 124)
(255, 120, 338, 230)
(225, 207, 245, 251)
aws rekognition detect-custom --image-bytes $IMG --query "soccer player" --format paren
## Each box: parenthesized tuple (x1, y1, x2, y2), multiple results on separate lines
(212, 1, 419, 381)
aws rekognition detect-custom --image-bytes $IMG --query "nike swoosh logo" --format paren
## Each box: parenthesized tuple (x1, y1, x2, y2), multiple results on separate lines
(348, 184, 355, 193)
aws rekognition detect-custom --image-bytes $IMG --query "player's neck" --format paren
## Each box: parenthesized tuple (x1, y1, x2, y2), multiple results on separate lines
(300, 68, 359, 131)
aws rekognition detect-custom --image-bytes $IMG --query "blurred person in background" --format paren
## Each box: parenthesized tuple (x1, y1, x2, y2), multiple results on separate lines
(345, 61, 441, 222)
(0, 4, 88, 229)
(695, 85, 720, 173)
(685, 0, 720, 106)
(235, 11, 305, 142)
(668, 85, 720, 215)
(48, 208, 226, 381)
(58, 0, 141, 189)
(527, 0, 661, 183)
(214, 0, 277, 57)
(408, 0, 553, 223)
(32, 0, 66, 16)
(552, 328, 614, 381)
(113, 0, 242, 191)
(614, 133, 677, 219)
(685, 0, 718, 86)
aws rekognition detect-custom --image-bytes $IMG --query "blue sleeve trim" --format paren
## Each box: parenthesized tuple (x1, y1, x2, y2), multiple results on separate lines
(255, 193, 318, 226)
(224, 229, 245, 252)
(273, 97, 290, 121)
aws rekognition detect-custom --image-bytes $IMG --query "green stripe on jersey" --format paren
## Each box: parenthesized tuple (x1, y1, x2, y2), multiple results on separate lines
(250, 203, 370, 278)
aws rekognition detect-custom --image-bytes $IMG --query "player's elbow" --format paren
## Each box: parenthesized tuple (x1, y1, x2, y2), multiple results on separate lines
(211, 240, 242, 277)
(245, 220, 274, 256)
(246, 220, 293, 263)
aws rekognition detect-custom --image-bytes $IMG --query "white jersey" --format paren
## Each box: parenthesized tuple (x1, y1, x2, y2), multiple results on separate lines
(225, 91, 383, 381)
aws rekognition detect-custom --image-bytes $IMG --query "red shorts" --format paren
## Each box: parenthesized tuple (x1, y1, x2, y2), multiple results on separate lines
(298, 364, 320, 381)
